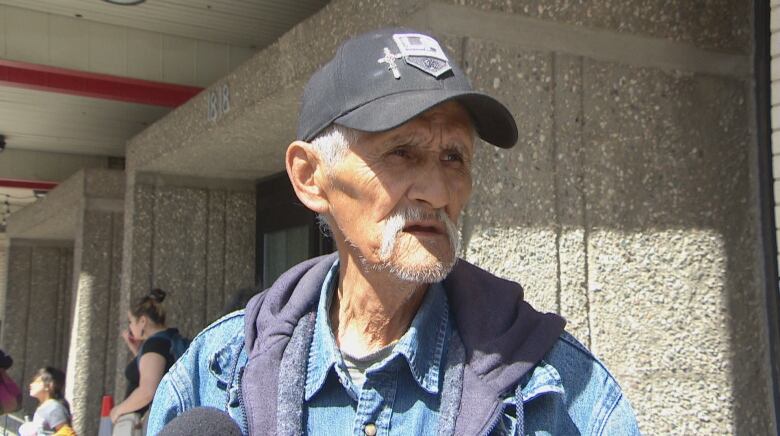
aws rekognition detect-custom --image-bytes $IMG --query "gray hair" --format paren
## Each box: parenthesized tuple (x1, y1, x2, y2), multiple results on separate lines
(309, 124, 360, 170)
(309, 124, 360, 236)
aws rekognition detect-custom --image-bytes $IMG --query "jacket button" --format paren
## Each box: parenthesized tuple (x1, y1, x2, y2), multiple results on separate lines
(363, 423, 377, 436)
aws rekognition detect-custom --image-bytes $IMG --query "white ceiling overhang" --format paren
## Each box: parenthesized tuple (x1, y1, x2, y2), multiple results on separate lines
(0, 0, 329, 228)
(0, 0, 329, 158)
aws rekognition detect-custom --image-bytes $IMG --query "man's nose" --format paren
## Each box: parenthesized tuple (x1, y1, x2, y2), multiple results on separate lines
(408, 160, 449, 210)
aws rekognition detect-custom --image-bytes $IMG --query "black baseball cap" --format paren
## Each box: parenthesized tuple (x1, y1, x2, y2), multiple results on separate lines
(297, 28, 518, 148)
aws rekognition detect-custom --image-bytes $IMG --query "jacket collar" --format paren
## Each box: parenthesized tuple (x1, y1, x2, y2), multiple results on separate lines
(242, 254, 566, 435)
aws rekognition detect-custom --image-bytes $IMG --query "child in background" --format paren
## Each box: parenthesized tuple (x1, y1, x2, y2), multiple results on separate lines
(18, 367, 75, 436)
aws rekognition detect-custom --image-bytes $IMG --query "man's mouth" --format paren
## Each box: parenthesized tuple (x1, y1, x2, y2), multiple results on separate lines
(403, 222, 445, 236)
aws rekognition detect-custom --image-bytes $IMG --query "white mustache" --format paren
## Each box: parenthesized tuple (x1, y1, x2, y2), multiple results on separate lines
(379, 207, 460, 260)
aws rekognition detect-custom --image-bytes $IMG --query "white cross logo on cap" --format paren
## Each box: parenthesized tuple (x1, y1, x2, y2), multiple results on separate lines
(377, 47, 403, 79)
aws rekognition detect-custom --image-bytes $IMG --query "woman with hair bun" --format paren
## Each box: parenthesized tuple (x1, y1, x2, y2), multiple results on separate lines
(110, 289, 188, 435)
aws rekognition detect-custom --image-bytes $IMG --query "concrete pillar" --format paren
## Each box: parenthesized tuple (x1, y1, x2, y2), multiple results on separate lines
(115, 173, 255, 398)
(0, 234, 8, 339)
(5, 169, 125, 435)
(66, 207, 124, 435)
(2, 240, 73, 416)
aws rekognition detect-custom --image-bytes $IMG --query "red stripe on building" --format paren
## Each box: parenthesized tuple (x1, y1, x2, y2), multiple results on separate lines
(0, 178, 58, 191)
(0, 59, 202, 107)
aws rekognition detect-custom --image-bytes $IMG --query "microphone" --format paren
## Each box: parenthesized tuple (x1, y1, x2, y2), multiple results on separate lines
(157, 407, 242, 436)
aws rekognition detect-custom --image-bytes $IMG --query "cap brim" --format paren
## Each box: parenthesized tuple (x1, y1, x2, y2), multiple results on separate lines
(333, 90, 518, 148)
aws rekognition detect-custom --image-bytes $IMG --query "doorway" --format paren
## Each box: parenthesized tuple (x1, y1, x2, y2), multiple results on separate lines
(255, 172, 333, 287)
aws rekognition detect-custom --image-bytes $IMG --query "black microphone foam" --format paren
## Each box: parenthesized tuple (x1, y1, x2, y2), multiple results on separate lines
(157, 407, 242, 436)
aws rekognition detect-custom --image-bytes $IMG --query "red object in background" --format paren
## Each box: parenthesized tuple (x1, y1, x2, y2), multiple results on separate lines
(0, 59, 202, 108)
(0, 178, 57, 191)
(100, 395, 114, 417)
(98, 395, 114, 436)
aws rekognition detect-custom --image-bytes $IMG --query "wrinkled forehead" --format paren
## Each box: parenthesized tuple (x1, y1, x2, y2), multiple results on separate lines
(352, 100, 477, 147)
(416, 100, 475, 130)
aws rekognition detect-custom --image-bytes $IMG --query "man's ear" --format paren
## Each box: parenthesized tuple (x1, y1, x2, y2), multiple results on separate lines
(286, 140, 330, 214)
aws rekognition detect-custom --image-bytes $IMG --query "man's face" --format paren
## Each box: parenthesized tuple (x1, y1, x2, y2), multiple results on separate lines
(323, 101, 475, 283)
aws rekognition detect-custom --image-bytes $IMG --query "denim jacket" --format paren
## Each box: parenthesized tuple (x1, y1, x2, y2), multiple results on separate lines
(148, 255, 640, 435)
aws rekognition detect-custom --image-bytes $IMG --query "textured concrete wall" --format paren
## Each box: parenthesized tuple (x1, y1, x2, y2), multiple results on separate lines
(116, 174, 255, 398)
(451, 0, 749, 52)
(67, 209, 124, 435)
(1, 241, 73, 417)
(120, 0, 766, 434)
(463, 49, 763, 433)
(446, 3, 765, 435)
(0, 235, 8, 337)
(443, 5, 760, 433)
(6, 169, 82, 241)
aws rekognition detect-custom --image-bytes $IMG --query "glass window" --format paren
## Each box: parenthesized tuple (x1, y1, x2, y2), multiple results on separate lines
(262, 224, 310, 285)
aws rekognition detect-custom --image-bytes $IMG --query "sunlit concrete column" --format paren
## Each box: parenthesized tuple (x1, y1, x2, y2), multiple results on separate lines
(5, 169, 124, 434)
(0, 234, 7, 337)
(66, 176, 124, 436)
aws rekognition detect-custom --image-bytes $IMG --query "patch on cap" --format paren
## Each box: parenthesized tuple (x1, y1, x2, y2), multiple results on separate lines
(392, 33, 452, 78)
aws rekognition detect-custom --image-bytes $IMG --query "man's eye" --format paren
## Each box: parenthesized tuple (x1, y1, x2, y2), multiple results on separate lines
(443, 152, 464, 162)
(389, 147, 411, 158)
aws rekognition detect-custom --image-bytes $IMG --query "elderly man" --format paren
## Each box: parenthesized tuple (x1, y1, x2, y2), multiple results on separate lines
(148, 28, 639, 435)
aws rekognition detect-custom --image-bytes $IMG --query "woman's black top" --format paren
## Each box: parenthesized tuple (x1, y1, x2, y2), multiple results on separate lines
(123, 330, 178, 414)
